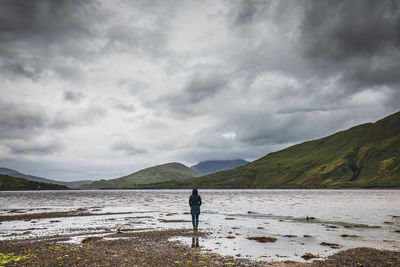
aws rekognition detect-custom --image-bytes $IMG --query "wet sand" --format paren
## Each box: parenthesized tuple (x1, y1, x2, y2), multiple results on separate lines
(0, 210, 132, 222)
(1, 190, 400, 266)
(0, 229, 285, 267)
(1, 225, 400, 266)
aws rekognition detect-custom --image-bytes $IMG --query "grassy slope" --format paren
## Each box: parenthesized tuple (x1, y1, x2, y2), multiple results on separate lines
(141, 111, 400, 189)
(0, 175, 70, 190)
(0, 168, 92, 189)
(191, 159, 250, 174)
(81, 162, 200, 189)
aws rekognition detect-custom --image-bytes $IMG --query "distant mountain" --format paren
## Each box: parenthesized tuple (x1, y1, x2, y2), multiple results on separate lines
(0, 168, 92, 189)
(137, 111, 400, 189)
(191, 159, 249, 175)
(0, 175, 70, 190)
(80, 162, 200, 189)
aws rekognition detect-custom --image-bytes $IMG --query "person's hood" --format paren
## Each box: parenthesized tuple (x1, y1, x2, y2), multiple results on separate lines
(192, 188, 198, 195)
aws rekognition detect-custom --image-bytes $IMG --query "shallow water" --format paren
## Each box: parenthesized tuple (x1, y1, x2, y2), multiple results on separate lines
(1, 189, 399, 262)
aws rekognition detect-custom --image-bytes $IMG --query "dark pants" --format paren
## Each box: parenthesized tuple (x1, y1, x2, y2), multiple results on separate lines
(191, 214, 199, 227)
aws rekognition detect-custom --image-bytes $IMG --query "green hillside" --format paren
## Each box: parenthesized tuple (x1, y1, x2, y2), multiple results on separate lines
(140, 111, 400, 189)
(0, 167, 92, 189)
(0, 175, 70, 190)
(81, 162, 200, 189)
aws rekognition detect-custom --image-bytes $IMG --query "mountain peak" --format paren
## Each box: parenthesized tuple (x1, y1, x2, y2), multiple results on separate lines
(142, 111, 400, 189)
(81, 162, 199, 189)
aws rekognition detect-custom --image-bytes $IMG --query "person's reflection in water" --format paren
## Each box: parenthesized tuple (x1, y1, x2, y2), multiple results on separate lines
(191, 236, 199, 248)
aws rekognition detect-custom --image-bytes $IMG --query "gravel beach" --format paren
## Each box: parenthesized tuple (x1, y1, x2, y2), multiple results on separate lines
(1, 190, 400, 266)
(1, 228, 400, 266)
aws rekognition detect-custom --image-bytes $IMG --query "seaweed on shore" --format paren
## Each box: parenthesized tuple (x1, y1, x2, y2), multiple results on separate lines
(0, 210, 132, 222)
(247, 236, 277, 243)
(311, 247, 400, 266)
(0, 229, 270, 267)
(0, 229, 399, 266)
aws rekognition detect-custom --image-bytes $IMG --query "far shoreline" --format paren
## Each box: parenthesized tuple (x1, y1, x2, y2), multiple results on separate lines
(2, 187, 400, 192)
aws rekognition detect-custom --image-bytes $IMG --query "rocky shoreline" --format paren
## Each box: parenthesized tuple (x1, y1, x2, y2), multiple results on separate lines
(1, 228, 400, 266)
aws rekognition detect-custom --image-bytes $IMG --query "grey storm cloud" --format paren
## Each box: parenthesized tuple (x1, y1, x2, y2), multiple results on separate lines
(300, 0, 400, 61)
(111, 140, 147, 155)
(105, 97, 135, 112)
(1, 0, 400, 179)
(159, 71, 230, 116)
(224, 112, 350, 146)
(181, 72, 229, 104)
(228, 0, 292, 28)
(51, 105, 107, 129)
(0, 0, 183, 83)
(0, 100, 48, 139)
(105, 23, 169, 57)
(5, 138, 63, 155)
(0, 98, 107, 139)
(0, 60, 41, 81)
(299, 0, 400, 91)
(225, 0, 400, 100)
(101, 0, 182, 59)
(0, 0, 101, 80)
(0, 100, 64, 157)
(64, 90, 85, 103)
(0, 98, 110, 162)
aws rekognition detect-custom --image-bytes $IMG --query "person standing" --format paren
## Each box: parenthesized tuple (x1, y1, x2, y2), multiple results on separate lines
(189, 188, 202, 231)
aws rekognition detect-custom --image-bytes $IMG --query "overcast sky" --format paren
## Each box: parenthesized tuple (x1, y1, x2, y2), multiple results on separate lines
(1, 0, 399, 181)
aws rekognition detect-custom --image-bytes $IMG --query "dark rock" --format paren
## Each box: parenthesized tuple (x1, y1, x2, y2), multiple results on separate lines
(283, 235, 297, 238)
(302, 253, 319, 260)
(82, 236, 103, 243)
(320, 242, 341, 249)
(247, 236, 277, 243)
(326, 225, 338, 229)
(341, 234, 359, 238)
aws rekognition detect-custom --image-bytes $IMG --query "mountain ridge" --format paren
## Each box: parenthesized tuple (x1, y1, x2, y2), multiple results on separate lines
(80, 162, 199, 189)
(0, 174, 70, 190)
(191, 159, 249, 175)
(0, 168, 92, 189)
(136, 110, 400, 189)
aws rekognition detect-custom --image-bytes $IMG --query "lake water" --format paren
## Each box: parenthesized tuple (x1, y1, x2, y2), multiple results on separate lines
(1, 189, 399, 262)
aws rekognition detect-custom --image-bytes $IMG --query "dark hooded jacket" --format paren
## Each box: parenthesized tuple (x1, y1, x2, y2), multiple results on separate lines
(189, 188, 202, 215)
